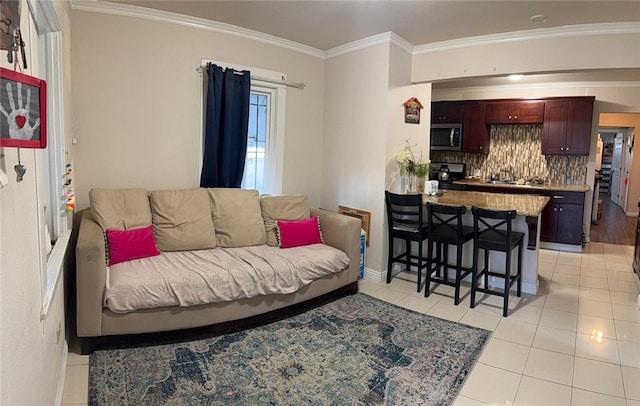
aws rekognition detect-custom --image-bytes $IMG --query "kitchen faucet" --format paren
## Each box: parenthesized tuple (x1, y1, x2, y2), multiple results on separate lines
(499, 167, 515, 181)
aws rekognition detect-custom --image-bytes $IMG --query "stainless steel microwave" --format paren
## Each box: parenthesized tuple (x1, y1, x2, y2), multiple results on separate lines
(430, 124, 462, 151)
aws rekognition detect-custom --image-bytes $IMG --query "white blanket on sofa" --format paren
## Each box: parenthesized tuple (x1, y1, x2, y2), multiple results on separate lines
(104, 244, 350, 313)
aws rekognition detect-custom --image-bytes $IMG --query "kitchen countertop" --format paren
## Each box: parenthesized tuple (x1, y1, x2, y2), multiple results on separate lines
(454, 179, 591, 193)
(422, 190, 550, 217)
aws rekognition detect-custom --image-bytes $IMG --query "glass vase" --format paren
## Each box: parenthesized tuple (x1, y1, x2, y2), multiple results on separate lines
(403, 173, 417, 193)
(416, 176, 426, 193)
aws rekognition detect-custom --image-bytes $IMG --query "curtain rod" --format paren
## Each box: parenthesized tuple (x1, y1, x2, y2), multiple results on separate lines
(196, 66, 305, 90)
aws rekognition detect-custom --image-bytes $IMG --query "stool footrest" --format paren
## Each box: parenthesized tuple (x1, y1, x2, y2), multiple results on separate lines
(392, 252, 429, 270)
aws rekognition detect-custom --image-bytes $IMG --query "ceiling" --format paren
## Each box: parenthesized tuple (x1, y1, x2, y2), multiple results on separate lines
(108, 1, 640, 86)
(111, 1, 640, 51)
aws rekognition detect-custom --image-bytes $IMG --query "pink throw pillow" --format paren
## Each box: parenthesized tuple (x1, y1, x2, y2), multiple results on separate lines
(277, 216, 324, 248)
(106, 225, 161, 266)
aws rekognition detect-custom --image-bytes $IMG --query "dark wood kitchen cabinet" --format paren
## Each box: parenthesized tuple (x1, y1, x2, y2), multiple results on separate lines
(431, 101, 464, 124)
(485, 100, 545, 124)
(539, 191, 585, 245)
(462, 102, 489, 154)
(462, 183, 585, 246)
(542, 97, 594, 155)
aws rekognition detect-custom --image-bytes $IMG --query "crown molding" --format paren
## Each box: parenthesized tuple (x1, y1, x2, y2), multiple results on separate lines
(324, 31, 414, 59)
(414, 22, 640, 55)
(389, 32, 414, 56)
(324, 32, 390, 59)
(69, 0, 326, 59)
(433, 81, 640, 94)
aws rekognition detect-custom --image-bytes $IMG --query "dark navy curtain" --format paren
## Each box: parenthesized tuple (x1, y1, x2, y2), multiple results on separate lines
(200, 63, 251, 188)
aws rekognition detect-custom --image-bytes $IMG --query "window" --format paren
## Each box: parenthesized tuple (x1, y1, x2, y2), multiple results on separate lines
(242, 89, 270, 193)
(241, 81, 285, 195)
(37, 29, 68, 316)
(200, 60, 286, 195)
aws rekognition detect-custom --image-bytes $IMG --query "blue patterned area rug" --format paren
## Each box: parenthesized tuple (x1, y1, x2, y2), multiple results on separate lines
(89, 293, 490, 405)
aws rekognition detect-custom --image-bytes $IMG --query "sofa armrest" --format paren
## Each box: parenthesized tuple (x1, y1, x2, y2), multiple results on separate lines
(75, 209, 106, 337)
(311, 207, 361, 283)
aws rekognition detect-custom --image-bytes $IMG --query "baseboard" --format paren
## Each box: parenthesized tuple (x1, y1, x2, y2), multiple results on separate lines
(521, 282, 537, 295)
(364, 267, 384, 283)
(626, 210, 639, 217)
(55, 342, 69, 406)
(539, 242, 582, 253)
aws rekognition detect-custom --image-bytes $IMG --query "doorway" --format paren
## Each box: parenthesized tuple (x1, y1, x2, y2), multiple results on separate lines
(591, 126, 635, 245)
(599, 127, 632, 208)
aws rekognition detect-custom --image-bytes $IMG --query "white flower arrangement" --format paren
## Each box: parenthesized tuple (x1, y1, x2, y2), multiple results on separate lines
(396, 141, 430, 177)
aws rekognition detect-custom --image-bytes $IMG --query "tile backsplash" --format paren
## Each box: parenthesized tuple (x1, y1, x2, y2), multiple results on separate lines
(431, 125, 588, 184)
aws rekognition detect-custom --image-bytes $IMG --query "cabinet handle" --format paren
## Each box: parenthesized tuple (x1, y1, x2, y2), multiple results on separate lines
(566, 147, 569, 151)
(560, 147, 564, 151)
(559, 207, 563, 212)
(553, 207, 557, 212)
(479, 146, 483, 150)
(514, 115, 518, 120)
(508, 115, 512, 120)
(553, 195, 565, 199)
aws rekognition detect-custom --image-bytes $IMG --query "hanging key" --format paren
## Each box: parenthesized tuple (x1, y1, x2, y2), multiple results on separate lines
(17, 29, 27, 69)
(14, 163, 25, 182)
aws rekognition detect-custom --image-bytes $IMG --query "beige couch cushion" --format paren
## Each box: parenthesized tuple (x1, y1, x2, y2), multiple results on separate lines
(89, 188, 151, 230)
(149, 189, 216, 251)
(208, 188, 266, 247)
(260, 195, 310, 246)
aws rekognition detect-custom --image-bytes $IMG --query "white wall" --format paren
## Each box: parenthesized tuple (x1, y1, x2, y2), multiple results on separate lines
(383, 45, 432, 278)
(0, 2, 71, 405)
(70, 10, 325, 209)
(321, 43, 391, 272)
(321, 41, 433, 275)
(412, 31, 640, 83)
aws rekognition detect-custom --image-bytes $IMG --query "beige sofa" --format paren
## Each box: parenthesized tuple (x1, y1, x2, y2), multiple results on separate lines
(75, 188, 361, 353)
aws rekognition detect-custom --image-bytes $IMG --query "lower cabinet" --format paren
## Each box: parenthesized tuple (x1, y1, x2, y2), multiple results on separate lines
(540, 201, 584, 245)
(463, 184, 585, 245)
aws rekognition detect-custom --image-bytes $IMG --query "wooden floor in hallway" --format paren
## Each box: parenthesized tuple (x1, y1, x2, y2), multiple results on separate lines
(590, 194, 636, 246)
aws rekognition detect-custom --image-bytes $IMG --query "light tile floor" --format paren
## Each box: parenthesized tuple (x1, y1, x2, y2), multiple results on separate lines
(62, 243, 640, 406)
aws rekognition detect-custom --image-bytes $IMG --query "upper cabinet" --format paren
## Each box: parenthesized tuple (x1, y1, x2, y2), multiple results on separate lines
(542, 97, 594, 155)
(485, 100, 545, 124)
(431, 96, 595, 156)
(431, 101, 464, 124)
(462, 102, 489, 154)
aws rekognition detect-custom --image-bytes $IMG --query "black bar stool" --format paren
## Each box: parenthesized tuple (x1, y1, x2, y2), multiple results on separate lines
(384, 191, 429, 292)
(470, 206, 524, 317)
(425, 203, 474, 305)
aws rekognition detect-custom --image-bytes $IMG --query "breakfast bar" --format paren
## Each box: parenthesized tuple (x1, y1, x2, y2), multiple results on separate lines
(422, 190, 550, 294)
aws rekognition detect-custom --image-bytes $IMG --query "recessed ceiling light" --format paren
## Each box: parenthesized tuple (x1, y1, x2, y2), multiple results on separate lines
(509, 74, 524, 81)
(531, 14, 548, 24)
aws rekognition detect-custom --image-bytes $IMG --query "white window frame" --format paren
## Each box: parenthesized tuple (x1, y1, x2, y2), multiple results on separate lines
(199, 59, 286, 195)
(37, 30, 68, 318)
(246, 83, 285, 194)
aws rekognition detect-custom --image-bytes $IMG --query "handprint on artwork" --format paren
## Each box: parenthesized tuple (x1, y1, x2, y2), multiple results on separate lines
(0, 81, 40, 140)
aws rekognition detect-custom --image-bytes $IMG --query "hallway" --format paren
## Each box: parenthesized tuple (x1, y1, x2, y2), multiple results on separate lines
(590, 195, 636, 246)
